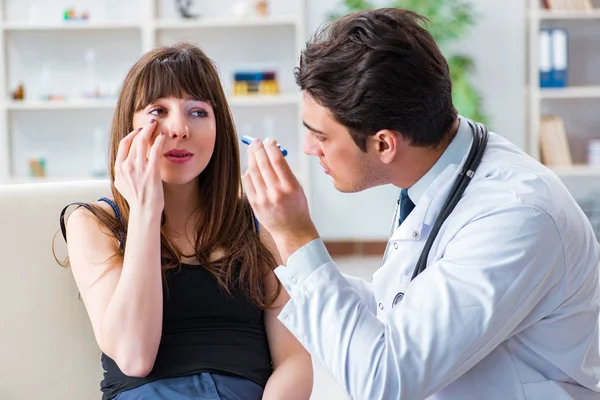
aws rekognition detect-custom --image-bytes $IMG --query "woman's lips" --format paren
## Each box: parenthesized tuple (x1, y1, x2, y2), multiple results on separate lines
(166, 155, 193, 164)
(165, 149, 194, 164)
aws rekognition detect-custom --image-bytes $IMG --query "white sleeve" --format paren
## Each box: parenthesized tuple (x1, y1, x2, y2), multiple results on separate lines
(274, 239, 376, 313)
(342, 273, 376, 314)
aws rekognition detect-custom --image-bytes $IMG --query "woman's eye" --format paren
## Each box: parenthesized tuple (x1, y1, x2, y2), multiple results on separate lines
(191, 109, 208, 118)
(148, 108, 165, 116)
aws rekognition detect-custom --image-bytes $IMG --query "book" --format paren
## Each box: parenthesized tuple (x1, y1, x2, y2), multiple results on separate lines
(543, 0, 594, 9)
(540, 115, 573, 167)
(546, 0, 568, 9)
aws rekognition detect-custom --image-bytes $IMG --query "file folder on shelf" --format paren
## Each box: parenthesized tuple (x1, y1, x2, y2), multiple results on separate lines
(539, 28, 569, 88)
(551, 29, 568, 87)
(539, 29, 553, 88)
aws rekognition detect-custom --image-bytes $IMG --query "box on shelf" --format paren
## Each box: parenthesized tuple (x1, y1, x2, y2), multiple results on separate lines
(232, 70, 279, 96)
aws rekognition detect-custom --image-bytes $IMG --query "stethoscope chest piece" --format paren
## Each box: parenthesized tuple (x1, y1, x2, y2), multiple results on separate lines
(392, 292, 405, 307)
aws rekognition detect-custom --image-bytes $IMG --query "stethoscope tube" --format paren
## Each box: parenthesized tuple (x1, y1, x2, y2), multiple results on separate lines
(410, 120, 489, 280)
(379, 120, 489, 273)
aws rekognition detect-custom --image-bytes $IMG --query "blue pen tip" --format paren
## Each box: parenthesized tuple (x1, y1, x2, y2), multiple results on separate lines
(281, 149, 288, 157)
(240, 135, 254, 145)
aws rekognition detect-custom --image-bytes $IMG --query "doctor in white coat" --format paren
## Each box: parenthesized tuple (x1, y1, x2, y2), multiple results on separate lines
(243, 8, 600, 400)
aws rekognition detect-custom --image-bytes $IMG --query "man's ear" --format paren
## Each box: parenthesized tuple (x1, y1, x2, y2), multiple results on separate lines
(368, 129, 403, 164)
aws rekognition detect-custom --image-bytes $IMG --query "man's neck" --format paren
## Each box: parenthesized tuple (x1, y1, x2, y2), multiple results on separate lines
(392, 118, 460, 189)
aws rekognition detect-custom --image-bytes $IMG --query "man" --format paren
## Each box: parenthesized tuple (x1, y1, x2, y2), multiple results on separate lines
(243, 8, 600, 400)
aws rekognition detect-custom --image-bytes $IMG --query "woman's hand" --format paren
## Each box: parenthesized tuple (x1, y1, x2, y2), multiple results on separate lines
(114, 119, 166, 215)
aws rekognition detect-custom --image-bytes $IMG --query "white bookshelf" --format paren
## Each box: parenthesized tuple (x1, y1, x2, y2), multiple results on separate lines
(228, 93, 301, 106)
(0, 0, 309, 199)
(2, 21, 141, 31)
(6, 98, 117, 110)
(538, 85, 600, 99)
(155, 15, 299, 29)
(530, 8, 600, 19)
(525, 0, 600, 177)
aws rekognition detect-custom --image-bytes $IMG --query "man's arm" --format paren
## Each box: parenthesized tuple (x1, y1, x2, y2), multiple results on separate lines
(342, 273, 376, 312)
(274, 239, 377, 313)
(276, 204, 566, 399)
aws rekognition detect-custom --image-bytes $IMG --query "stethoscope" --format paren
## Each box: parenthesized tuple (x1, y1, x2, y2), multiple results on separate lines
(382, 119, 490, 281)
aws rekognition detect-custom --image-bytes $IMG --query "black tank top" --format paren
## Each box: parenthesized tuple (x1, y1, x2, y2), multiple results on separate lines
(100, 262, 273, 399)
(59, 198, 272, 400)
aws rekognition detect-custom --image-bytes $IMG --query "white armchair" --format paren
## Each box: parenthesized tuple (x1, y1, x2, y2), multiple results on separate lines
(0, 179, 348, 400)
(0, 180, 110, 400)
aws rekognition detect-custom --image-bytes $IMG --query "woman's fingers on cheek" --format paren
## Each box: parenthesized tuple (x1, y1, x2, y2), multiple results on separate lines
(116, 128, 140, 164)
(122, 159, 135, 178)
(149, 132, 165, 167)
(130, 135, 142, 160)
(138, 121, 156, 160)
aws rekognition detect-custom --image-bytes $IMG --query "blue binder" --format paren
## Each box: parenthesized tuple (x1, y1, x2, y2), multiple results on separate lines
(550, 28, 568, 88)
(539, 28, 568, 88)
(539, 29, 553, 88)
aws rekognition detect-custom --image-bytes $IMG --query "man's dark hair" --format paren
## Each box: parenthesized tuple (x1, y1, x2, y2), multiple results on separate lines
(295, 8, 458, 151)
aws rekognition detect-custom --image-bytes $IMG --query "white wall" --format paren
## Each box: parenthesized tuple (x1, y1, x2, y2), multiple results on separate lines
(305, 0, 526, 240)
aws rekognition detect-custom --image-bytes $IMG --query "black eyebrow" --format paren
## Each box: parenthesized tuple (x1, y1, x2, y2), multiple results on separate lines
(303, 121, 326, 136)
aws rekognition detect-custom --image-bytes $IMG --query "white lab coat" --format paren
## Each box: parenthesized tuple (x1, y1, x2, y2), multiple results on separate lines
(276, 130, 600, 400)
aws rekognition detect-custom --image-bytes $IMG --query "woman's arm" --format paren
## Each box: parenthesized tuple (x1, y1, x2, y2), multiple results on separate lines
(262, 279, 314, 400)
(259, 225, 313, 400)
(67, 203, 163, 377)
(67, 124, 166, 377)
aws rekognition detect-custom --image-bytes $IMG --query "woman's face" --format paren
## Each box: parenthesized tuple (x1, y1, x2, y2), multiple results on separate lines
(132, 96, 217, 185)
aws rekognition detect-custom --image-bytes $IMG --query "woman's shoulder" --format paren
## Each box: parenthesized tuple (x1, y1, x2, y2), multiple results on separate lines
(68, 198, 116, 221)
(65, 198, 119, 242)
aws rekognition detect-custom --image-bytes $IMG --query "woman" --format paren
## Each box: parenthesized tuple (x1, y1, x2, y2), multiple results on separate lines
(59, 43, 313, 400)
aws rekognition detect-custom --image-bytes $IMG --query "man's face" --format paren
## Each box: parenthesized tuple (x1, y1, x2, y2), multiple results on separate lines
(301, 93, 385, 193)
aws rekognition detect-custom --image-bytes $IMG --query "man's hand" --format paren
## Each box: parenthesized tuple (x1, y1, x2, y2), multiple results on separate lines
(243, 138, 319, 263)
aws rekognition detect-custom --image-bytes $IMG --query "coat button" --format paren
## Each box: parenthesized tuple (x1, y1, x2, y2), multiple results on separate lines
(412, 231, 420, 239)
(378, 303, 384, 310)
(393, 242, 398, 250)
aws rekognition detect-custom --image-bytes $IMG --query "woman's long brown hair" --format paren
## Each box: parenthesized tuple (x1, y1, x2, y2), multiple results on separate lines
(58, 43, 281, 309)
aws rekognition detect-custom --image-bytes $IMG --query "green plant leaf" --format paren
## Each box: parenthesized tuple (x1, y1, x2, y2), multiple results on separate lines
(328, 0, 375, 20)
(447, 54, 487, 123)
(328, 0, 487, 124)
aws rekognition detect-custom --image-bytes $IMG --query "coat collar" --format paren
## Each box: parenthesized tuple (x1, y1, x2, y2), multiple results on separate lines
(390, 117, 475, 241)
